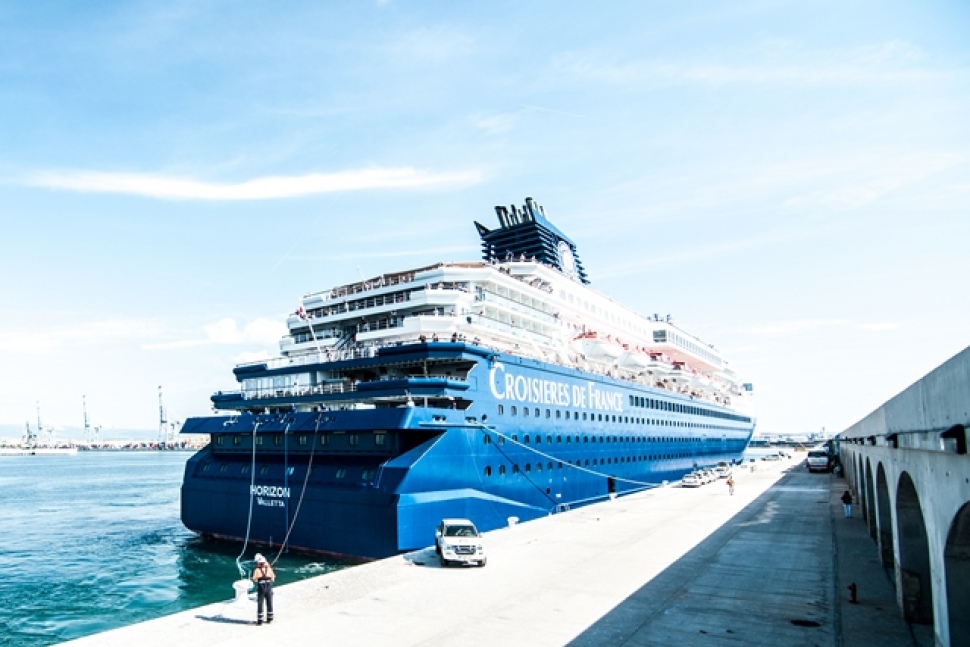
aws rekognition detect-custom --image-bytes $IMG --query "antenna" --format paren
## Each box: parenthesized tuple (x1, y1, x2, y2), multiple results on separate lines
(83, 395, 91, 444)
(158, 386, 167, 446)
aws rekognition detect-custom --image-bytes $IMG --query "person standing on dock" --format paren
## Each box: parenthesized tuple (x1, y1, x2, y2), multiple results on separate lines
(252, 553, 276, 625)
(841, 490, 853, 518)
(726, 475, 735, 495)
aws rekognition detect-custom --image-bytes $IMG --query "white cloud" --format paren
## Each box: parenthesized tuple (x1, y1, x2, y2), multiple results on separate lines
(555, 40, 950, 88)
(24, 167, 482, 201)
(144, 317, 285, 350)
(745, 319, 900, 337)
(0, 318, 161, 354)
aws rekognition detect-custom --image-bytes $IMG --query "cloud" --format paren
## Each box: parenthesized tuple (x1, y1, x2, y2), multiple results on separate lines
(784, 152, 964, 211)
(0, 319, 161, 354)
(555, 40, 950, 88)
(144, 317, 285, 350)
(744, 319, 899, 337)
(24, 167, 482, 201)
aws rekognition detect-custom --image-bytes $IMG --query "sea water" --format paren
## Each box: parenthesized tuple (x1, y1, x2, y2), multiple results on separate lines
(0, 451, 349, 647)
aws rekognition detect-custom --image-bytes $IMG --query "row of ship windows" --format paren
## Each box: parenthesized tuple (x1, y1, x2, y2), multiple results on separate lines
(202, 461, 378, 481)
(627, 394, 749, 423)
(200, 450, 692, 481)
(496, 405, 739, 432)
(486, 433, 730, 446)
(215, 432, 387, 448)
(483, 452, 693, 477)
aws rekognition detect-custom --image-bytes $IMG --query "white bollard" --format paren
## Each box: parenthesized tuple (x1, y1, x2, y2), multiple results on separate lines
(507, 516, 519, 526)
(233, 579, 252, 602)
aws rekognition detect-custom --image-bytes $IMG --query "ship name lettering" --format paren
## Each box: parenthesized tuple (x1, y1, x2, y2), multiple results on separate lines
(251, 485, 291, 498)
(489, 362, 621, 411)
(586, 382, 624, 412)
(256, 497, 285, 508)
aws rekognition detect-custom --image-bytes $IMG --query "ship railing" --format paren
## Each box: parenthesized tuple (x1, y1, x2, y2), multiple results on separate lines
(239, 381, 360, 400)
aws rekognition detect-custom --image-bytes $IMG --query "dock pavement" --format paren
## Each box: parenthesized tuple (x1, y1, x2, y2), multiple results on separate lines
(61, 455, 931, 647)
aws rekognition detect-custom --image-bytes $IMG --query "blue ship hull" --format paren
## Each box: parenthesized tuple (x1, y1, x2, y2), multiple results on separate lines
(180, 343, 754, 560)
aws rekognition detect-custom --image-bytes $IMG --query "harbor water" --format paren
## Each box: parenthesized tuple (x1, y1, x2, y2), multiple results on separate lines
(0, 451, 349, 647)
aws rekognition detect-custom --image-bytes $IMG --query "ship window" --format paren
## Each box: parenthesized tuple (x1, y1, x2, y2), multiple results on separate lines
(349, 434, 359, 446)
(524, 463, 531, 473)
(534, 408, 540, 417)
(557, 435, 562, 444)
(485, 466, 492, 477)
(546, 435, 552, 444)
(256, 436, 264, 446)
(260, 465, 269, 475)
(535, 435, 541, 445)
(219, 463, 229, 473)
(375, 433, 386, 446)
(499, 436, 505, 445)
(273, 435, 283, 446)
(498, 404, 504, 415)
(362, 469, 375, 481)
(484, 435, 491, 445)
(584, 459, 589, 466)
(512, 434, 518, 442)
(499, 465, 506, 476)
(511, 406, 518, 416)
(233, 435, 242, 446)
(546, 409, 551, 418)
(583, 436, 588, 444)
(556, 410, 561, 419)
(336, 468, 346, 479)
(318, 434, 329, 446)
(524, 435, 530, 444)
(287, 467, 295, 476)
(582, 412, 587, 421)
(523, 407, 530, 417)
(202, 462, 211, 472)
(216, 435, 224, 446)
(598, 414, 603, 422)
(548, 461, 553, 470)
(241, 465, 250, 474)
(298, 435, 308, 446)
(566, 436, 571, 444)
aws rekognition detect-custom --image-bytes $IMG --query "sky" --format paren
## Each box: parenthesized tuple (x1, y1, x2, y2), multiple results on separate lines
(1, 1, 968, 440)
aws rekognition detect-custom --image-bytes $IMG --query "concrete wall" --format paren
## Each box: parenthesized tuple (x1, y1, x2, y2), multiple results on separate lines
(839, 344, 970, 647)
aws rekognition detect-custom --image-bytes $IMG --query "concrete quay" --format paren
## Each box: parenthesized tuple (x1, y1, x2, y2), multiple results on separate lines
(62, 457, 926, 647)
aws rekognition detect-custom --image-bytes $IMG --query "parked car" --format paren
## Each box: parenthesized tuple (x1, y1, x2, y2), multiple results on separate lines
(714, 462, 732, 478)
(806, 449, 832, 473)
(681, 472, 703, 488)
(435, 518, 487, 567)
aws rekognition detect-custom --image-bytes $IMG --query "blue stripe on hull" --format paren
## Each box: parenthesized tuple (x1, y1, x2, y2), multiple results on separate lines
(181, 348, 755, 559)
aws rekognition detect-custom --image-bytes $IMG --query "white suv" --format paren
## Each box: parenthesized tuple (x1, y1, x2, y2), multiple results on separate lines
(435, 518, 487, 567)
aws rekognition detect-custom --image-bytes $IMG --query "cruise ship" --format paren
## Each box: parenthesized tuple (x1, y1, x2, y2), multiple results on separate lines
(180, 197, 756, 560)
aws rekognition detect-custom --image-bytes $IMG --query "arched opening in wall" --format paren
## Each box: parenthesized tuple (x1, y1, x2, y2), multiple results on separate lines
(945, 502, 970, 647)
(855, 453, 866, 521)
(876, 464, 894, 570)
(865, 459, 877, 540)
(896, 472, 933, 625)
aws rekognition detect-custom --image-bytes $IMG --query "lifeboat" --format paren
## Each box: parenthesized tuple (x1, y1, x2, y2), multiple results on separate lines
(572, 331, 624, 361)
